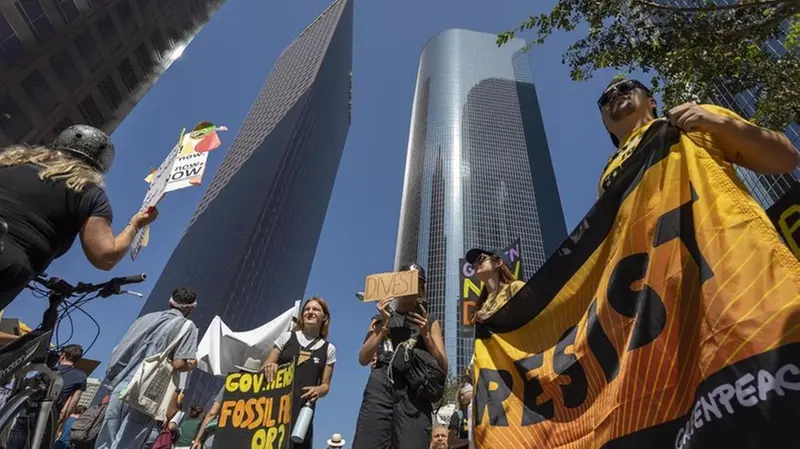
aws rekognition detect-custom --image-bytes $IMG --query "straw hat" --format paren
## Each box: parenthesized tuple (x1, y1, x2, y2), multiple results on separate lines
(326, 433, 346, 448)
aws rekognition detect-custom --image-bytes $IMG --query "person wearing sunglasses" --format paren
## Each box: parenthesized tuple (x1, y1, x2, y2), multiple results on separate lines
(597, 77, 798, 196)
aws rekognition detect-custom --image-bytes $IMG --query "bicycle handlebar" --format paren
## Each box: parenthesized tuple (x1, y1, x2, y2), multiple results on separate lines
(33, 273, 147, 298)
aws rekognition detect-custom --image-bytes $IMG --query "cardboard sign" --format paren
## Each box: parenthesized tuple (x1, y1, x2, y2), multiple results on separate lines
(362, 270, 419, 302)
(213, 362, 294, 449)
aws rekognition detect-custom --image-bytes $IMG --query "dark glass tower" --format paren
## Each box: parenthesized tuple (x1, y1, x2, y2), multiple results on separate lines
(395, 29, 567, 375)
(0, 0, 225, 146)
(135, 0, 353, 405)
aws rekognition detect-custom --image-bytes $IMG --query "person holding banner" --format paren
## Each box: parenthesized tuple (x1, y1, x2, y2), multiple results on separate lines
(464, 248, 526, 323)
(351, 264, 447, 449)
(0, 124, 159, 311)
(261, 297, 337, 449)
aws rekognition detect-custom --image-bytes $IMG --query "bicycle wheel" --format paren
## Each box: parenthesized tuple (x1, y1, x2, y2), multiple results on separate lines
(0, 390, 57, 449)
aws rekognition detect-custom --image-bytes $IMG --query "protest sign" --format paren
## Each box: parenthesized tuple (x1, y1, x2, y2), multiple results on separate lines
(213, 362, 294, 449)
(766, 182, 800, 260)
(457, 239, 523, 335)
(473, 121, 800, 448)
(362, 270, 419, 302)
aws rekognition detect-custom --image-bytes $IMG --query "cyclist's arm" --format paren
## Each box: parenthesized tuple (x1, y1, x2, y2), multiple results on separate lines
(79, 217, 139, 271)
(59, 390, 82, 426)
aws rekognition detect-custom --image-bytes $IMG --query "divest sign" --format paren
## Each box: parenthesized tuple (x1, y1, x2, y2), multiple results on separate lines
(473, 121, 800, 448)
(214, 362, 294, 449)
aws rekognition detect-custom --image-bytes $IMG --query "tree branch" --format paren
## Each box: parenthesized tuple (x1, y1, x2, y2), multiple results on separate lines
(633, 0, 798, 12)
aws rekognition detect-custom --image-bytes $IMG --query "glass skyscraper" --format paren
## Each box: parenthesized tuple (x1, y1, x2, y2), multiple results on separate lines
(394, 29, 567, 375)
(135, 0, 353, 406)
(0, 0, 225, 146)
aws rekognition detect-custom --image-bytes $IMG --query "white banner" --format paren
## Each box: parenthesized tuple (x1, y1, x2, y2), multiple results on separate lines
(195, 301, 301, 376)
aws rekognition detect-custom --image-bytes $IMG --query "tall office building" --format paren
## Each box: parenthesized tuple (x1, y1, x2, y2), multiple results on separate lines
(77, 377, 102, 408)
(136, 0, 353, 405)
(0, 0, 225, 146)
(395, 29, 567, 375)
(659, 0, 799, 208)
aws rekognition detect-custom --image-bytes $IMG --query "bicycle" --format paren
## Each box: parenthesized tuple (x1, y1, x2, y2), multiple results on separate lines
(0, 272, 147, 449)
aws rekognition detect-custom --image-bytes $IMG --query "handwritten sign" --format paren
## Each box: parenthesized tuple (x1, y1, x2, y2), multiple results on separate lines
(363, 270, 419, 302)
(213, 363, 294, 449)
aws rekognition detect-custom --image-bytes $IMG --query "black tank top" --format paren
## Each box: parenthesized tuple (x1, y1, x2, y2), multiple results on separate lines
(0, 163, 112, 273)
(277, 332, 329, 413)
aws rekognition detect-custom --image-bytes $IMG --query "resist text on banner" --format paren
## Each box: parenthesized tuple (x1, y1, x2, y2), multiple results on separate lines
(766, 182, 800, 260)
(213, 362, 294, 449)
(472, 120, 800, 449)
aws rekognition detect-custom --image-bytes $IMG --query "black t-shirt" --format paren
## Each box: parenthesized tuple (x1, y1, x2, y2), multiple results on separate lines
(0, 163, 113, 273)
(56, 365, 87, 410)
(367, 306, 437, 366)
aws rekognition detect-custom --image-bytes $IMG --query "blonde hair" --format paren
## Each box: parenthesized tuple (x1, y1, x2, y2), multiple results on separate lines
(297, 296, 331, 339)
(0, 145, 103, 192)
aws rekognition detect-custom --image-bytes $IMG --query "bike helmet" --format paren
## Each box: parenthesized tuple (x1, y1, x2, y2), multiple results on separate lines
(51, 125, 115, 173)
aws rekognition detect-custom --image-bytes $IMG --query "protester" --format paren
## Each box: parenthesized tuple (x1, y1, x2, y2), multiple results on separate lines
(351, 264, 448, 449)
(597, 77, 798, 197)
(262, 297, 337, 449)
(0, 125, 159, 310)
(325, 433, 346, 449)
(172, 405, 203, 449)
(55, 405, 87, 449)
(7, 344, 87, 449)
(464, 248, 525, 323)
(429, 426, 448, 449)
(95, 287, 199, 449)
(193, 357, 264, 449)
(448, 385, 473, 449)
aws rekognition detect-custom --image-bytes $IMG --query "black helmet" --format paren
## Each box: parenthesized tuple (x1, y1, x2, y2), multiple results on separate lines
(51, 125, 115, 173)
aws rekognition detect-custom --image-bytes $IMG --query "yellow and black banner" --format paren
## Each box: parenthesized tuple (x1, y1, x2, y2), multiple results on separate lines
(766, 182, 800, 260)
(473, 121, 800, 448)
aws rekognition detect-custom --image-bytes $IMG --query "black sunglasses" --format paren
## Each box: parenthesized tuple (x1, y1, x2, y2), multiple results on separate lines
(597, 80, 650, 108)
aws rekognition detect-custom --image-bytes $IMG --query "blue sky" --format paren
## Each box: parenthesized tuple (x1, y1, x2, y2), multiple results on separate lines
(6, 0, 645, 445)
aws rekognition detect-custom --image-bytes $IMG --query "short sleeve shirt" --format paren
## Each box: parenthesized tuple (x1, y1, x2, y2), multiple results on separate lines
(274, 331, 336, 365)
(56, 365, 87, 410)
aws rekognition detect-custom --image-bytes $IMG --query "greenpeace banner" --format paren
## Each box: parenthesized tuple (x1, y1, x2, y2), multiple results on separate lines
(458, 240, 523, 337)
(766, 182, 800, 260)
(213, 362, 294, 449)
(472, 121, 800, 449)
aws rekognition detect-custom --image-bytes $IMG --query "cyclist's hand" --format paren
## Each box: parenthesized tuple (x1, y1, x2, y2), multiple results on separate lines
(131, 207, 159, 229)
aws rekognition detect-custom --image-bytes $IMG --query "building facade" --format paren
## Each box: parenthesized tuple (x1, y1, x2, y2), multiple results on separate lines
(136, 0, 353, 406)
(394, 29, 567, 375)
(77, 377, 101, 408)
(0, 0, 225, 146)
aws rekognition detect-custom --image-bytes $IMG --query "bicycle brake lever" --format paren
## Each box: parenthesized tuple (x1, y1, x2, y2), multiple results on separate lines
(122, 290, 144, 298)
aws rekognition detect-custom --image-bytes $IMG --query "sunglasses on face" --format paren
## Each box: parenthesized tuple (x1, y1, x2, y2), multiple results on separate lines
(597, 80, 650, 108)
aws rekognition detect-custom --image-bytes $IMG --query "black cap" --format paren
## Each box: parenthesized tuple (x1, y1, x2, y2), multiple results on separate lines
(465, 248, 506, 265)
(399, 263, 426, 283)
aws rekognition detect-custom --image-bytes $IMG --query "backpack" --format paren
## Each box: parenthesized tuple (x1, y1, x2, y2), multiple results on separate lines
(391, 343, 446, 403)
(69, 403, 107, 449)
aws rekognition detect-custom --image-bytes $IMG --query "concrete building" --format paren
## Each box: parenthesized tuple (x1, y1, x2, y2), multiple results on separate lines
(0, 0, 225, 146)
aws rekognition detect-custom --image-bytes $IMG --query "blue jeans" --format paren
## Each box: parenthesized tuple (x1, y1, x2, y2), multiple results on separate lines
(94, 381, 161, 449)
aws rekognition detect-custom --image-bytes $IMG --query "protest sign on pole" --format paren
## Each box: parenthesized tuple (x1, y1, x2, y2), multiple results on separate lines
(213, 362, 294, 449)
(130, 122, 227, 260)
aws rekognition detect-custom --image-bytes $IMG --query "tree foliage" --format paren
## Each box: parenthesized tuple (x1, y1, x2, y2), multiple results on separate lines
(436, 371, 463, 411)
(498, 0, 800, 129)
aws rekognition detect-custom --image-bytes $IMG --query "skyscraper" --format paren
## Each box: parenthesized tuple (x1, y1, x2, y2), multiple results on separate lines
(136, 0, 353, 405)
(0, 0, 225, 146)
(395, 29, 567, 375)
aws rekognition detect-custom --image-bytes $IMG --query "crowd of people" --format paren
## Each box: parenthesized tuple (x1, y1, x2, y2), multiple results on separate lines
(0, 74, 797, 449)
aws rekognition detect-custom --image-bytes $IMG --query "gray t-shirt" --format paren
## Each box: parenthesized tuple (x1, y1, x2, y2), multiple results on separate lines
(105, 308, 198, 389)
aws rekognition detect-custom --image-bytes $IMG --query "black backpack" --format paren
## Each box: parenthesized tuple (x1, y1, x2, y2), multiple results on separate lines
(391, 343, 446, 403)
(69, 403, 107, 449)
